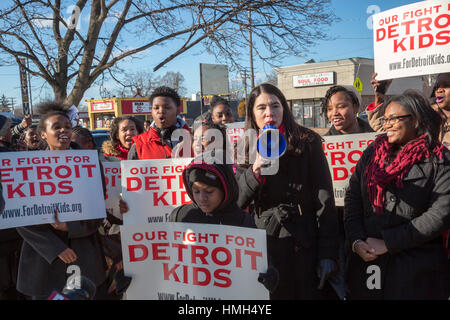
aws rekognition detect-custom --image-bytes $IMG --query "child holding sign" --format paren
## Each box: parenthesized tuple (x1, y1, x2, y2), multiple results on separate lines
(15, 102, 107, 299)
(169, 151, 278, 294)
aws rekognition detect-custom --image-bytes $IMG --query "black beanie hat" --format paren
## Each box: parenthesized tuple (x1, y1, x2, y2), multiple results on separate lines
(188, 168, 224, 192)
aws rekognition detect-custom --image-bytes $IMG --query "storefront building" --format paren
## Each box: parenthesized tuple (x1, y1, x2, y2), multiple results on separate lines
(275, 57, 423, 129)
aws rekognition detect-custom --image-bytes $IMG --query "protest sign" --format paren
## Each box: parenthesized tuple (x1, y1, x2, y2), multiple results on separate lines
(0, 150, 106, 229)
(121, 222, 269, 300)
(322, 132, 379, 206)
(103, 161, 122, 220)
(121, 158, 193, 225)
(225, 121, 245, 145)
(373, 0, 450, 80)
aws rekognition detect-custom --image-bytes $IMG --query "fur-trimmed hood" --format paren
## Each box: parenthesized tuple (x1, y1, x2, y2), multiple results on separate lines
(102, 140, 120, 157)
(102, 140, 130, 160)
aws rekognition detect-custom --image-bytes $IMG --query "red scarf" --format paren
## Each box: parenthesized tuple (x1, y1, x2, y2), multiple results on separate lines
(105, 142, 130, 161)
(365, 134, 444, 214)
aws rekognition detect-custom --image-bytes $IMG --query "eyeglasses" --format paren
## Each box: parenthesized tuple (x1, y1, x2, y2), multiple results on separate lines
(379, 114, 412, 126)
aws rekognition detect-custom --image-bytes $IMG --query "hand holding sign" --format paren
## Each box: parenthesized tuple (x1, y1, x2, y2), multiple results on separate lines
(58, 247, 78, 264)
(119, 199, 129, 215)
(371, 73, 392, 107)
(51, 209, 68, 232)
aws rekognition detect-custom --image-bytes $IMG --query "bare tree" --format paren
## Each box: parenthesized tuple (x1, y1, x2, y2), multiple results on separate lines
(0, 0, 336, 106)
(154, 71, 186, 96)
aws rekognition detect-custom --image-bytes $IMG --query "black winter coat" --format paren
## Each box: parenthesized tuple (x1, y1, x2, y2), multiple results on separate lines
(0, 144, 23, 296)
(324, 117, 374, 137)
(236, 128, 340, 299)
(16, 143, 107, 298)
(344, 143, 450, 299)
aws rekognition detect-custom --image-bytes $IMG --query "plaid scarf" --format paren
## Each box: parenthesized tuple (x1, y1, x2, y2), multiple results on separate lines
(365, 133, 444, 214)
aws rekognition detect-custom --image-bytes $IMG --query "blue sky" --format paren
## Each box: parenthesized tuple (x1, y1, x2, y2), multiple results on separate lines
(0, 0, 418, 110)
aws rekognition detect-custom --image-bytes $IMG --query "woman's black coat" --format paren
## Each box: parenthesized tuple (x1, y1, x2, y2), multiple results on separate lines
(344, 143, 450, 299)
(236, 129, 340, 299)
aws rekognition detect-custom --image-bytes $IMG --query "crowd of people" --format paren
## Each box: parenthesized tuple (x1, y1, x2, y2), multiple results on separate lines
(0, 71, 449, 300)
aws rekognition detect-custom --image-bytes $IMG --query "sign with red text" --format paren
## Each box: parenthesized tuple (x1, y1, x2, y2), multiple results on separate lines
(293, 72, 335, 87)
(121, 222, 269, 300)
(0, 150, 106, 229)
(103, 161, 122, 220)
(373, 0, 450, 80)
(91, 101, 114, 112)
(225, 122, 245, 145)
(132, 101, 151, 114)
(121, 158, 193, 225)
(322, 132, 379, 206)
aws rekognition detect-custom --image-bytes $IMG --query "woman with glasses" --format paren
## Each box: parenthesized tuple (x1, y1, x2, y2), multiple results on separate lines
(344, 90, 450, 299)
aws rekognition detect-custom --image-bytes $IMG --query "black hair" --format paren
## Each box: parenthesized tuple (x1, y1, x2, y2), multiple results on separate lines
(210, 95, 231, 113)
(109, 115, 144, 146)
(195, 120, 231, 164)
(36, 101, 70, 133)
(430, 72, 450, 98)
(149, 86, 180, 109)
(197, 120, 228, 150)
(244, 83, 316, 154)
(321, 85, 360, 116)
(144, 120, 151, 125)
(72, 127, 96, 148)
(385, 90, 443, 147)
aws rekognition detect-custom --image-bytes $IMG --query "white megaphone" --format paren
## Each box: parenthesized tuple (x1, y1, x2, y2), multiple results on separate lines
(257, 124, 287, 159)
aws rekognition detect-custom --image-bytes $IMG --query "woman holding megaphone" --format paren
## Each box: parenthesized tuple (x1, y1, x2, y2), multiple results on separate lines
(235, 83, 340, 300)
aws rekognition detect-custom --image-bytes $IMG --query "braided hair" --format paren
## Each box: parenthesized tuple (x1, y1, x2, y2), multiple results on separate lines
(72, 126, 96, 149)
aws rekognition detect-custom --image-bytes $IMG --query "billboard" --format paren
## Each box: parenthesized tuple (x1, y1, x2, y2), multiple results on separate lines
(200, 64, 230, 96)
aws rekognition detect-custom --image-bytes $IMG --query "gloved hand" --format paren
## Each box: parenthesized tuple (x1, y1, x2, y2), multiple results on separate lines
(273, 204, 298, 223)
(258, 266, 279, 293)
(317, 259, 337, 290)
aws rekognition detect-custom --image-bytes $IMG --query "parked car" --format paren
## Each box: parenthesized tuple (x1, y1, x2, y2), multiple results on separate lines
(91, 129, 110, 134)
(91, 132, 110, 154)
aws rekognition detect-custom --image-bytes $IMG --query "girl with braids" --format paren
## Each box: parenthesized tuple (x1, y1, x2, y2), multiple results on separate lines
(15, 102, 107, 299)
(235, 83, 340, 299)
(71, 127, 96, 150)
(72, 126, 131, 299)
(344, 90, 450, 299)
(322, 85, 373, 136)
(102, 116, 143, 161)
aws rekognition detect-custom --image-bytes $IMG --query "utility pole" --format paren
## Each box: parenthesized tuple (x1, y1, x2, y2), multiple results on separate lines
(10, 97, 15, 112)
(248, 10, 255, 89)
(26, 56, 33, 116)
(242, 69, 248, 98)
